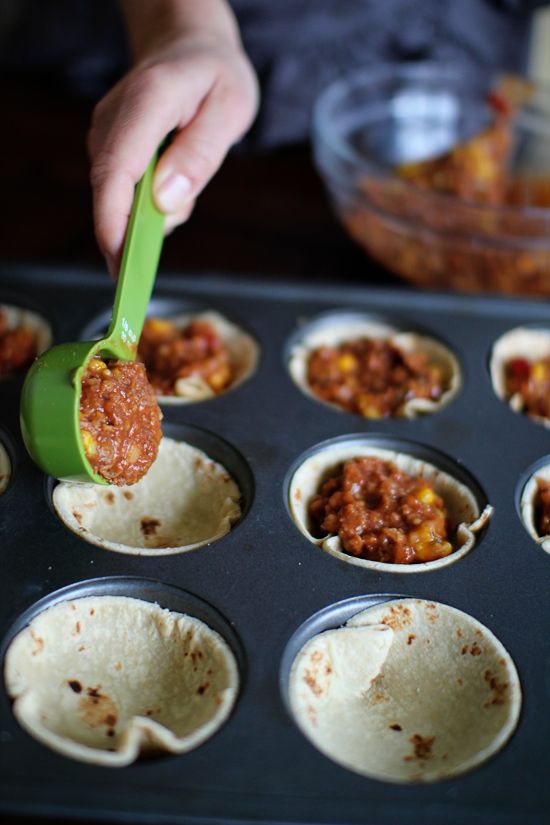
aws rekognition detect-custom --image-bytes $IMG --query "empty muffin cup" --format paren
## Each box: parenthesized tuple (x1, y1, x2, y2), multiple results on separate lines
(52, 434, 244, 555)
(4, 591, 240, 767)
(287, 597, 521, 783)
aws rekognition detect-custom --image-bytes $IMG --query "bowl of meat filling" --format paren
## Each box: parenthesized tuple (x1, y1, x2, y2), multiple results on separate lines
(288, 437, 491, 572)
(313, 64, 550, 295)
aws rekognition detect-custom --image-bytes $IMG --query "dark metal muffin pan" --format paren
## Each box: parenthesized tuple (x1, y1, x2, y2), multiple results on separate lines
(0, 265, 549, 825)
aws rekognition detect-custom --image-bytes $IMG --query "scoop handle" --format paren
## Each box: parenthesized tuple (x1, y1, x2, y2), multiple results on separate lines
(104, 149, 165, 360)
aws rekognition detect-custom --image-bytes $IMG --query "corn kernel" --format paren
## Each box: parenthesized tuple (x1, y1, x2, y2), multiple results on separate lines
(145, 317, 176, 337)
(336, 353, 358, 373)
(208, 368, 230, 391)
(415, 486, 436, 505)
(531, 361, 548, 383)
(127, 445, 141, 464)
(87, 357, 108, 374)
(81, 429, 97, 456)
(356, 394, 382, 419)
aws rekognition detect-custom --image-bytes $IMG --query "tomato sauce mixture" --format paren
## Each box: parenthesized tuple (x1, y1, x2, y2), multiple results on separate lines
(308, 456, 453, 564)
(79, 357, 162, 486)
(307, 338, 446, 418)
(535, 477, 550, 536)
(505, 356, 550, 419)
(0, 309, 38, 375)
(138, 317, 233, 396)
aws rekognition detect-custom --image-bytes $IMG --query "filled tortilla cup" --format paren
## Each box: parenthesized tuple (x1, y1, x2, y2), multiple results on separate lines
(519, 462, 550, 554)
(490, 326, 550, 427)
(53, 437, 241, 555)
(0, 302, 52, 378)
(289, 441, 491, 573)
(4, 595, 239, 767)
(0, 440, 10, 495)
(288, 598, 521, 783)
(141, 310, 259, 403)
(288, 317, 461, 418)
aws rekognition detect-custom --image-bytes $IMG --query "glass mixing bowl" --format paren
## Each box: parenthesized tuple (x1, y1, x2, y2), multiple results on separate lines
(313, 63, 550, 296)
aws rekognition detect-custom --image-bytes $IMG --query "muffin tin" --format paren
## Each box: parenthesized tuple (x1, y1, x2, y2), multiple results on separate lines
(0, 265, 549, 825)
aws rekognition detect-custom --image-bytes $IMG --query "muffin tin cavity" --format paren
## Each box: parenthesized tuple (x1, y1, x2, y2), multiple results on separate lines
(286, 310, 461, 419)
(50, 423, 252, 556)
(283, 595, 521, 784)
(2, 577, 241, 767)
(287, 434, 491, 573)
(517, 456, 550, 555)
(490, 325, 550, 428)
(0, 301, 53, 378)
(81, 297, 259, 404)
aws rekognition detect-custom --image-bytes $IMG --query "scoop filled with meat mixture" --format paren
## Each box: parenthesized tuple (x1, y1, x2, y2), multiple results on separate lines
(79, 357, 162, 486)
(288, 316, 460, 419)
(490, 326, 550, 428)
(137, 311, 258, 403)
(289, 441, 491, 572)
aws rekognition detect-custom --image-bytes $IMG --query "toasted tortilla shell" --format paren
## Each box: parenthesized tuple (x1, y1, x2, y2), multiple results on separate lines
(520, 462, 550, 554)
(52, 437, 241, 555)
(149, 311, 258, 404)
(288, 317, 461, 417)
(0, 441, 10, 495)
(490, 326, 550, 428)
(289, 441, 491, 573)
(289, 598, 521, 783)
(0, 303, 52, 377)
(4, 595, 239, 766)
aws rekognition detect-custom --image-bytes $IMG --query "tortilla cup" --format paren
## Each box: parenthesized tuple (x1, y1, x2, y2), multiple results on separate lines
(288, 316, 461, 417)
(0, 302, 52, 378)
(288, 598, 521, 783)
(490, 326, 550, 427)
(144, 311, 259, 403)
(0, 440, 10, 495)
(289, 441, 491, 573)
(519, 461, 550, 554)
(4, 595, 239, 767)
(52, 437, 241, 555)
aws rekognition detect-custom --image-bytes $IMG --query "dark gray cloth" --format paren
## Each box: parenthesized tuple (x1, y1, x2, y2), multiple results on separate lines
(230, 0, 546, 146)
(1, 0, 547, 146)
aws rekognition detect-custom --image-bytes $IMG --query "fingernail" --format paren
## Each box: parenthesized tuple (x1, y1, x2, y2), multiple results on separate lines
(154, 172, 192, 213)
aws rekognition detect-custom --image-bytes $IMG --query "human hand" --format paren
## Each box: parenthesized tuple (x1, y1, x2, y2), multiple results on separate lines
(88, 22, 258, 277)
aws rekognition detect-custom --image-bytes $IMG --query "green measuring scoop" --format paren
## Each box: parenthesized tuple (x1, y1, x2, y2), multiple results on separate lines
(20, 150, 166, 484)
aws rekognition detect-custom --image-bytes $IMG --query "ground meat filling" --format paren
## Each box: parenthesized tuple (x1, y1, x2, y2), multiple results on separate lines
(138, 317, 233, 396)
(505, 356, 550, 419)
(79, 357, 162, 486)
(0, 309, 37, 375)
(308, 456, 453, 564)
(306, 338, 446, 418)
(535, 478, 550, 536)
